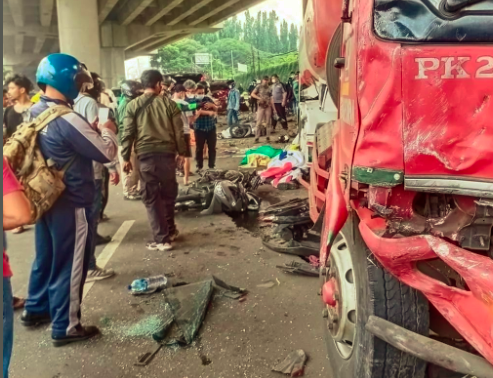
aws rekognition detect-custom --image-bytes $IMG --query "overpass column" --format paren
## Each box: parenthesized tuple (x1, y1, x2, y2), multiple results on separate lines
(100, 22, 128, 88)
(56, 0, 101, 73)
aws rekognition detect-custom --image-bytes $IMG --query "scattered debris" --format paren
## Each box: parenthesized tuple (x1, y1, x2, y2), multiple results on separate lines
(259, 198, 320, 257)
(128, 275, 169, 295)
(277, 261, 319, 277)
(272, 349, 308, 377)
(257, 280, 276, 289)
(135, 344, 163, 367)
(175, 170, 262, 215)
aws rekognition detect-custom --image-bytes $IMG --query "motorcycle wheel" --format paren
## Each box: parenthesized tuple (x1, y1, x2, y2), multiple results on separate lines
(321, 214, 429, 378)
(230, 124, 251, 139)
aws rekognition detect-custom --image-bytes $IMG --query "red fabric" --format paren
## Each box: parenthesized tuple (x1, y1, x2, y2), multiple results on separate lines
(3, 157, 23, 277)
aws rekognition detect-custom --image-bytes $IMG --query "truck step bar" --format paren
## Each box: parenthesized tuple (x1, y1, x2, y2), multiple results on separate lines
(366, 316, 493, 378)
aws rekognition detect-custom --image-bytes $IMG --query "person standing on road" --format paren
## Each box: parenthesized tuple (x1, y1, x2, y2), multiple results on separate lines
(117, 80, 143, 200)
(271, 74, 288, 131)
(252, 76, 273, 143)
(122, 70, 187, 252)
(3, 74, 34, 235)
(227, 81, 240, 128)
(74, 71, 119, 283)
(193, 83, 218, 173)
(22, 53, 118, 347)
(3, 157, 32, 378)
(173, 84, 195, 186)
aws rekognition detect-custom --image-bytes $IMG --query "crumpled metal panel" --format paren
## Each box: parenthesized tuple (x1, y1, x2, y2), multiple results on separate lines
(359, 217, 493, 366)
(402, 46, 493, 178)
(353, 0, 405, 171)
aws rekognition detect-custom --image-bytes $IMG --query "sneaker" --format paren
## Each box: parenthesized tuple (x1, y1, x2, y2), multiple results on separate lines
(21, 311, 51, 327)
(86, 267, 115, 282)
(124, 194, 142, 201)
(146, 242, 173, 252)
(96, 234, 111, 246)
(170, 229, 180, 242)
(52, 325, 100, 347)
(12, 226, 25, 234)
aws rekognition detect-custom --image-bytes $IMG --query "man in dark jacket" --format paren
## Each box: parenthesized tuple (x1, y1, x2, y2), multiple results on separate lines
(22, 53, 118, 347)
(121, 70, 187, 252)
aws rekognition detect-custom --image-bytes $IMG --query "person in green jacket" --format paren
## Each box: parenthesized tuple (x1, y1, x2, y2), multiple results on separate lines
(121, 70, 187, 252)
(117, 80, 143, 200)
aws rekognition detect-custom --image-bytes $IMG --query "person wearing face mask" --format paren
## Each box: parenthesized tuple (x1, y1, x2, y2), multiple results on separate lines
(227, 80, 240, 129)
(122, 70, 187, 252)
(251, 76, 273, 143)
(173, 84, 196, 185)
(270, 74, 288, 131)
(192, 83, 219, 173)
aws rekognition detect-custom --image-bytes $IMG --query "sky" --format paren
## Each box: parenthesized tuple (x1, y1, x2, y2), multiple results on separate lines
(237, 0, 303, 26)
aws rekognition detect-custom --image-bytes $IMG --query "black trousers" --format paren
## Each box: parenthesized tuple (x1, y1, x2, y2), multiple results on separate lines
(272, 103, 288, 130)
(195, 129, 217, 170)
(138, 153, 178, 244)
(100, 167, 109, 219)
(249, 97, 258, 113)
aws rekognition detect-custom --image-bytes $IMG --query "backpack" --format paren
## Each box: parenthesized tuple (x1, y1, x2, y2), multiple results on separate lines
(3, 105, 74, 224)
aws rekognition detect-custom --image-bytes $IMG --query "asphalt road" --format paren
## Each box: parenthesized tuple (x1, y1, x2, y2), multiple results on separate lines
(7, 122, 329, 378)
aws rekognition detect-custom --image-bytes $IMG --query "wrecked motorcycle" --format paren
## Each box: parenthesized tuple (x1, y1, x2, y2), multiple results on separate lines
(298, 0, 493, 377)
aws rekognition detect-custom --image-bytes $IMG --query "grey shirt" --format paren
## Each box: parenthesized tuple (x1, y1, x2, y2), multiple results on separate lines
(271, 82, 286, 104)
(74, 94, 118, 179)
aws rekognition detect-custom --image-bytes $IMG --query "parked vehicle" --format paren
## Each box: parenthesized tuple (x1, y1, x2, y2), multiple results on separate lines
(298, 1, 493, 377)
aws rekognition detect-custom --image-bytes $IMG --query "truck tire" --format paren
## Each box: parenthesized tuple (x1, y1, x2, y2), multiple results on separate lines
(322, 214, 429, 378)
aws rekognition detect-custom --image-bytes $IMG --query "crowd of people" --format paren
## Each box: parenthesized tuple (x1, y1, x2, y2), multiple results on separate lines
(1, 53, 221, 377)
(2, 51, 301, 377)
(245, 72, 300, 143)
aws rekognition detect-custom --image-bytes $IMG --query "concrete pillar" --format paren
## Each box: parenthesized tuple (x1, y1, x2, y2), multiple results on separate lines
(56, 0, 101, 73)
(100, 21, 128, 88)
(101, 47, 126, 89)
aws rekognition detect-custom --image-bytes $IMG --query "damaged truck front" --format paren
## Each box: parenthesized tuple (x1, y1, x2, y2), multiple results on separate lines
(299, 0, 493, 377)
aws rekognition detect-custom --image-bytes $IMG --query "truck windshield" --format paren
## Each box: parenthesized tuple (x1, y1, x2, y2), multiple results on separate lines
(374, 0, 493, 42)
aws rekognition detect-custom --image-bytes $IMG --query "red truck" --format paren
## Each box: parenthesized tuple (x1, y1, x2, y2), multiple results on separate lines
(297, 0, 493, 377)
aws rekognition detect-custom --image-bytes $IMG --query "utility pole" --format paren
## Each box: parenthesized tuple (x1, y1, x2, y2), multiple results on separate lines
(210, 54, 214, 80)
(251, 45, 256, 79)
(231, 51, 235, 77)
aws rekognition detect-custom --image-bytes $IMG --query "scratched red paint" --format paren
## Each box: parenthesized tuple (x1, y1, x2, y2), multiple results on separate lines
(299, 0, 493, 369)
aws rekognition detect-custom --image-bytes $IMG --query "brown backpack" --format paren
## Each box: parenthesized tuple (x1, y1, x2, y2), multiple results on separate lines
(3, 105, 74, 223)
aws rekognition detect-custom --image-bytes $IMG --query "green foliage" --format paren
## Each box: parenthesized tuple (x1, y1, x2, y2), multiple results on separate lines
(234, 60, 299, 90)
(151, 38, 206, 73)
(152, 10, 300, 78)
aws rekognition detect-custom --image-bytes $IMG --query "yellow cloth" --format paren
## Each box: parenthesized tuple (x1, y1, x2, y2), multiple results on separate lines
(31, 92, 42, 104)
(245, 154, 271, 168)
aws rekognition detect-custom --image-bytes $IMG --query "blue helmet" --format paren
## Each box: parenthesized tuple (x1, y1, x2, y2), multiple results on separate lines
(36, 53, 93, 101)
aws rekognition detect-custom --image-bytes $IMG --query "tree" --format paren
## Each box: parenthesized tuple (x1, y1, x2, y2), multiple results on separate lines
(243, 10, 254, 45)
(280, 20, 289, 53)
(151, 38, 206, 73)
(267, 11, 280, 53)
(289, 24, 299, 51)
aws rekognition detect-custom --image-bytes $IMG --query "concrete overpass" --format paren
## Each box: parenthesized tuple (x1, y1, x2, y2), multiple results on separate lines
(3, 0, 266, 87)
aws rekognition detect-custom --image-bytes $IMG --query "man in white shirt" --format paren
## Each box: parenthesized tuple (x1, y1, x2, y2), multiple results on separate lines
(73, 72, 119, 282)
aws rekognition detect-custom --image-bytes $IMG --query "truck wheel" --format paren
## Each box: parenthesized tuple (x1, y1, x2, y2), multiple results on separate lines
(321, 215, 429, 378)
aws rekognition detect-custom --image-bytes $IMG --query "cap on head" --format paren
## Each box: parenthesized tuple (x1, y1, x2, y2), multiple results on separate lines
(36, 53, 93, 101)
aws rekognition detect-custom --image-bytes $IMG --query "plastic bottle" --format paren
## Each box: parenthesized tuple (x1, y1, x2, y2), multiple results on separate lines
(128, 275, 168, 294)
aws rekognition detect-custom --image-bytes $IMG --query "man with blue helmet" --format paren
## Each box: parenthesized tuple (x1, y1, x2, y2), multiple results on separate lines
(21, 53, 118, 347)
